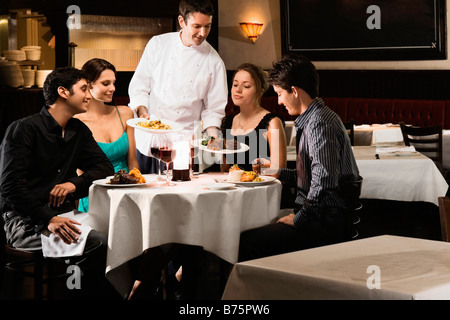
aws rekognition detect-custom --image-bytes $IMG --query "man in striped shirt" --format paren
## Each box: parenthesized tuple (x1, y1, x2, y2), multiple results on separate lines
(238, 54, 359, 262)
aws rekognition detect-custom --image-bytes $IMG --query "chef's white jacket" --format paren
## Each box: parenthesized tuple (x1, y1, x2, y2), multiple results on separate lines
(128, 31, 228, 156)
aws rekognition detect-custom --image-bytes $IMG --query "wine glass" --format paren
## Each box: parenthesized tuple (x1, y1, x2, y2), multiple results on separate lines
(159, 133, 177, 186)
(189, 134, 199, 179)
(148, 134, 164, 181)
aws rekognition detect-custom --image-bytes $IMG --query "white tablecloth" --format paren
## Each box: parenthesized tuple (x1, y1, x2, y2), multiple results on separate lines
(443, 130, 450, 170)
(354, 124, 404, 146)
(353, 146, 448, 205)
(88, 173, 282, 297)
(222, 235, 450, 300)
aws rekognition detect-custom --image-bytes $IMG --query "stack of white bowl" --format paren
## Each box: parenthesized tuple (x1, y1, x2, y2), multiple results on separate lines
(36, 70, 52, 88)
(21, 46, 41, 61)
(4, 50, 26, 62)
(21, 69, 36, 88)
(0, 62, 24, 87)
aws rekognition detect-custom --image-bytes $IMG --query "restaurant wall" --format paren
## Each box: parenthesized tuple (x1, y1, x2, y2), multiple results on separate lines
(218, 0, 281, 70)
(218, 0, 450, 71)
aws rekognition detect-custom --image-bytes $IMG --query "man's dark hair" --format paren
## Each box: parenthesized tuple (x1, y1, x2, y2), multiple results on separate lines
(179, 0, 214, 21)
(268, 53, 319, 98)
(43, 67, 86, 106)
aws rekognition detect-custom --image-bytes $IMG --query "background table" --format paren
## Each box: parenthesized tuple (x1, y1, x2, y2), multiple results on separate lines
(354, 124, 404, 146)
(88, 172, 282, 297)
(222, 235, 450, 300)
(353, 146, 448, 205)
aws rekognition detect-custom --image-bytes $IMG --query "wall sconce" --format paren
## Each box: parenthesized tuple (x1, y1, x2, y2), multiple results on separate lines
(240, 22, 263, 43)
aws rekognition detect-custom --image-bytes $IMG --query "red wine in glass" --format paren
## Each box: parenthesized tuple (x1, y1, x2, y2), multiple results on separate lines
(190, 146, 198, 158)
(160, 147, 176, 163)
(151, 147, 161, 160)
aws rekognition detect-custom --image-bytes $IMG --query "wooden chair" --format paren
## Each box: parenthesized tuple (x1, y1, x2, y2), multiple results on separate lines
(439, 197, 450, 242)
(399, 122, 443, 172)
(341, 175, 363, 240)
(343, 120, 355, 146)
(1, 221, 64, 299)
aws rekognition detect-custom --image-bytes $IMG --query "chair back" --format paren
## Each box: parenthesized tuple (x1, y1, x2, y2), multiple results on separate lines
(399, 122, 443, 171)
(340, 175, 363, 240)
(343, 120, 355, 146)
(439, 197, 450, 242)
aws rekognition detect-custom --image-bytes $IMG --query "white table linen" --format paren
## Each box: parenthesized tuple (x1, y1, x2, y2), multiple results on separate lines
(353, 146, 448, 205)
(354, 124, 404, 146)
(222, 235, 450, 300)
(443, 130, 450, 170)
(88, 173, 282, 297)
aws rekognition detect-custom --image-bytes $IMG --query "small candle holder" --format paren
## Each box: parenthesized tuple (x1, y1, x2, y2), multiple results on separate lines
(172, 132, 191, 182)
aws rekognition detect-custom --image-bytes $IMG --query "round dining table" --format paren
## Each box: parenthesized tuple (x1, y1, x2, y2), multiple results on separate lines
(88, 172, 282, 297)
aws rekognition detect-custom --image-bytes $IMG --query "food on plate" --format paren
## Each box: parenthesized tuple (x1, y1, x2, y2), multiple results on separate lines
(128, 168, 146, 184)
(240, 171, 257, 182)
(137, 119, 172, 130)
(202, 136, 241, 151)
(229, 164, 242, 171)
(228, 165, 244, 181)
(109, 168, 146, 184)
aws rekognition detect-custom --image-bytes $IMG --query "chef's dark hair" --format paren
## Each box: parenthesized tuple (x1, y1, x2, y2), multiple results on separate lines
(179, 0, 214, 21)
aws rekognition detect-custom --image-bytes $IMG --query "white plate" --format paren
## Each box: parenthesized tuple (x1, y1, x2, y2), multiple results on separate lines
(230, 176, 277, 186)
(194, 139, 249, 154)
(127, 118, 182, 134)
(202, 183, 236, 190)
(92, 174, 156, 187)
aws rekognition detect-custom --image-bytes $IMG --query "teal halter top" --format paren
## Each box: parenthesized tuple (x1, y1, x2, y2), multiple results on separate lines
(78, 106, 129, 212)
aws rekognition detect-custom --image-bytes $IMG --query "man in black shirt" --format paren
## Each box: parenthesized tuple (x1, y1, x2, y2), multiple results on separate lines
(0, 67, 116, 298)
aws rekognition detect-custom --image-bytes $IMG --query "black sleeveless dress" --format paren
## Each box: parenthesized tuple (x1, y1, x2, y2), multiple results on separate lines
(220, 113, 283, 171)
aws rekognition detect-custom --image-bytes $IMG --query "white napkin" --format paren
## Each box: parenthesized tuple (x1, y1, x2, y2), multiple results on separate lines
(41, 210, 92, 258)
(375, 146, 416, 154)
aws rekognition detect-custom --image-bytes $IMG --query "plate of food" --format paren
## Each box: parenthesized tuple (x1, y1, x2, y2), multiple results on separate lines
(195, 137, 249, 154)
(126, 118, 182, 134)
(226, 165, 277, 186)
(93, 169, 155, 187)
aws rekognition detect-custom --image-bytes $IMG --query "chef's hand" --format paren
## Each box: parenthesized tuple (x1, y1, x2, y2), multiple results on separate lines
(205, 126, 220, 139)
(136, 106, 150, 119)
(47, 216, 81, 244)
(49, 182, 76, 207)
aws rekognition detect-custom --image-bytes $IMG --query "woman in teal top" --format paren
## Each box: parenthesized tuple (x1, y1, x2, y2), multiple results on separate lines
(78, 108, 130, 212)
(75, 58, 139, 212)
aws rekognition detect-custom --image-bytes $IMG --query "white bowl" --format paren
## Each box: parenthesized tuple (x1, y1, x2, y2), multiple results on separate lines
(21, 69, 36, 87)
(35, 70, 53, 88)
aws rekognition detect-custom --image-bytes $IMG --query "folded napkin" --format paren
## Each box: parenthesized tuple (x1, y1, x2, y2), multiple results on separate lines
(375, 146, 416, 154)
(41, 210, 92, 258)
(355, 124, 371, 129)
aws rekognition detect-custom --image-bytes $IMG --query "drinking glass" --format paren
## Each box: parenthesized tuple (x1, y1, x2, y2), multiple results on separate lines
(159, 133, 177, 186)
(148, 134, 164, 181)
(189, 134, 199, 179)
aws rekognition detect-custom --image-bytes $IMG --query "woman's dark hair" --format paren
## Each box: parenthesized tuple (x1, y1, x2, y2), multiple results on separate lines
(81, 58, 116, 84)
(268, 53, 319, 98)
(233, 63, 268, 105)
(179, 0, 214, 21)
(43, 67, 86, 106)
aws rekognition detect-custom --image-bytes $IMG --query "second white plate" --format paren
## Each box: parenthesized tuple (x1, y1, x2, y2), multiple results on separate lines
(93, 174, 156, 187)
(127, 118, 182, 134)
(230, 176, 277, 186)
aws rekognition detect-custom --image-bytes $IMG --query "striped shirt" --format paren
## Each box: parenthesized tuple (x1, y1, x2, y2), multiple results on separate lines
(279, 98, 359, 227)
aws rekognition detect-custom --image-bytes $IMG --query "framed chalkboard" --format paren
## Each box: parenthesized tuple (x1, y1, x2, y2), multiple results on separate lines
(281, 0, 447, 61)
